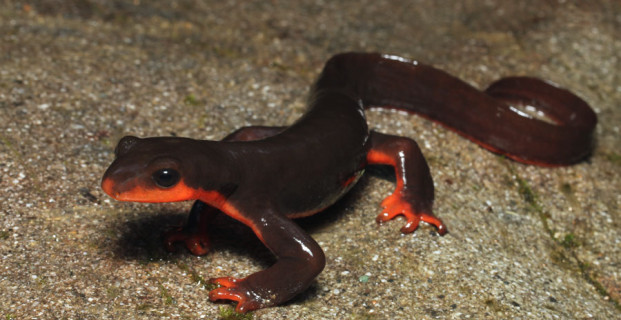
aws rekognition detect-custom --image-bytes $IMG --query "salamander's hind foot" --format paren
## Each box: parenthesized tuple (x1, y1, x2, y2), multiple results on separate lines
(209, 277, 263, 313)
(376, 194, 448, 235)
(163, 227, 210, 256)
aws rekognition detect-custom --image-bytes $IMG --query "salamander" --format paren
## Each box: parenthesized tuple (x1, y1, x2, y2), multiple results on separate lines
(101, 52, 597, 313)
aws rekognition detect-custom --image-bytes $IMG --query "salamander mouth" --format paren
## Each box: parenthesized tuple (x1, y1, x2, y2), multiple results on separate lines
(101, 177, 123, 199)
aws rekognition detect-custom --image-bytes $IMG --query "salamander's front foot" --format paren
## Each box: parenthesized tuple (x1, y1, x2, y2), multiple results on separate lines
(209, 277, 264, 313)
(163, 227, 210, 256)
(377, 194, 447, 235)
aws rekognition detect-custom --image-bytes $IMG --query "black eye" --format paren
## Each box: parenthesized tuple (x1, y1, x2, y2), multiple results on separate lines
(152, 168, 180, 188)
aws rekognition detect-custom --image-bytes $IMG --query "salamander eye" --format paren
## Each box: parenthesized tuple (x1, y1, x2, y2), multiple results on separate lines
(152, 168, 180, 188)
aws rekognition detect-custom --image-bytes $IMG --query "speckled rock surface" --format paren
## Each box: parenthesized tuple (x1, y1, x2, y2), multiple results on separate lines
(1, 0, 619, 319)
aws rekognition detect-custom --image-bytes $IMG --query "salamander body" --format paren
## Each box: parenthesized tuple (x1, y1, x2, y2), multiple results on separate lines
(102, 53, 596, 312)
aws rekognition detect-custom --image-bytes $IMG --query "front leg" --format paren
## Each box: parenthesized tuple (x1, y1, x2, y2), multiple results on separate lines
(367, 131, 447, 235)
(164, 200, 214, 255)
(208, 207, 325, 313)
(164, 125, 286, 254)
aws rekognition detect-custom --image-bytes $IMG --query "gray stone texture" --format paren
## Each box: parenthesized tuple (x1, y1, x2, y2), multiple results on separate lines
(0, 1, 619, 319)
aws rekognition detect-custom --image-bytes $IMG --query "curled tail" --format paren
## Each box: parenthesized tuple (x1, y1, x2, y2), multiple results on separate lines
(314, 52, 597, 165)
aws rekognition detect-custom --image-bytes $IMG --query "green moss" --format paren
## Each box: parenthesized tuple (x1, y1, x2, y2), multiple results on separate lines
(576, 259, 621, 311)
(515, 176, 536, 206)
(502, 161, 621, 311)
(136, 303, 153, 311)
(218, 306, 253, 320)
(604, 151, 621, 165)
(269, 61, 291, 72)
(5, 314, 17, 320)
(176, 262, 216, 290)
(560, 233, 580, 248)
(559, 182, 578, 207)
(107, 286, 121, 299)
(502, 163, 551, 233)
(470, 182, 482, 192)
(212, 46, 240, 59)
(559, 183, 572, 195)
(483, 297, 506, 313)
(158, 283, 176, 305)
(0, 230, 9, 240)
(196, 113, 209, 129)
(548, 248, 573, 270)
(184, 94, 200, 106)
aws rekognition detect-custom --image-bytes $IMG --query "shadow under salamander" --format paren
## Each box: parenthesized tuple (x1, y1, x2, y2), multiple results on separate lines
(103, 169, 386, 305)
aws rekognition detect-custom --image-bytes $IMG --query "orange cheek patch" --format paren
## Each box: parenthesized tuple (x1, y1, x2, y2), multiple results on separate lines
(104, 179, 198, 203)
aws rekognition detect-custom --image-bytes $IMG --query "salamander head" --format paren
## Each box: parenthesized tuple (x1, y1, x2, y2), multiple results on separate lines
(102, 136, 204, 203)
